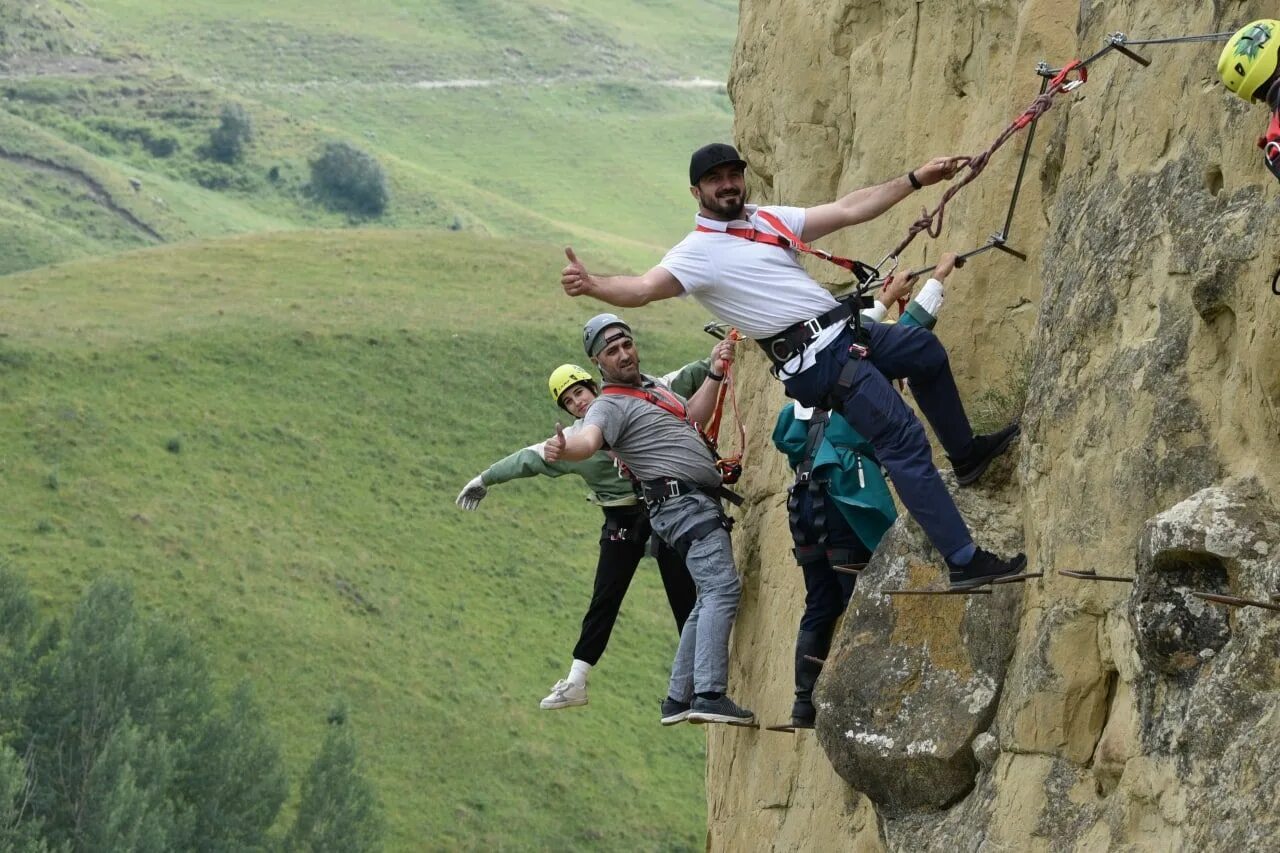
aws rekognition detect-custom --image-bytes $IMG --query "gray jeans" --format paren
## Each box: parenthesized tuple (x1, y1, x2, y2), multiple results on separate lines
(649, 492, 741, 700)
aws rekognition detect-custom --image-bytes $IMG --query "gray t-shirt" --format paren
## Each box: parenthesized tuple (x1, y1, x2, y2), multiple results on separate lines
(585, 376, 722, 487)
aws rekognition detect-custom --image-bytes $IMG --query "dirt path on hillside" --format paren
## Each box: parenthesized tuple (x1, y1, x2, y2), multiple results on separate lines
(0, 148, 163, 242)
(223, 75, 727, 93)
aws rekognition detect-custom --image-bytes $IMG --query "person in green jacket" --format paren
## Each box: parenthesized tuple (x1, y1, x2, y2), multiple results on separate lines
(455, 344, 729, 711)
(772, 253, 957, 728)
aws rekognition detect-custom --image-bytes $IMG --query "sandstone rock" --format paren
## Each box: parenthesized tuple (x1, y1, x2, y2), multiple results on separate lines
(712, 0, 1280, 848)
(814, 477, 1024, 814)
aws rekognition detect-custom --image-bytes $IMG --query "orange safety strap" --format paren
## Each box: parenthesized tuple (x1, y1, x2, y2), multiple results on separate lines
(703, 329, 747, 477)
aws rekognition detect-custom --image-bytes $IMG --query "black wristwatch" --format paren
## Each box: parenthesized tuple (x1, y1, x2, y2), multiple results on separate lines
(707, 371, 724, 382)
(907, 170, 923, 190)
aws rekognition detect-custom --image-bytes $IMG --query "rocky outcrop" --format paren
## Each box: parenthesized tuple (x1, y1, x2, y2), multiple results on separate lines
(815, 475, 1024, 814)
(709, 0, 1280, 849)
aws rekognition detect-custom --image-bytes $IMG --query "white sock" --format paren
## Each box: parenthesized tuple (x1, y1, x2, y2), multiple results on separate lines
(568, 659, 592, 688)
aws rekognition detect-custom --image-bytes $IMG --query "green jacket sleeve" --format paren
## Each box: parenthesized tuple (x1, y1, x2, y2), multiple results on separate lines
(900, 297, 937, 330)
(481, 446, 572, 486)
(663, 358, 712, 398)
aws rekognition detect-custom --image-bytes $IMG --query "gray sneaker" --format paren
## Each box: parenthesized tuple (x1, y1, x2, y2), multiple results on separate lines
(660, 696, 691, 726)
(687, 695, 755, 726)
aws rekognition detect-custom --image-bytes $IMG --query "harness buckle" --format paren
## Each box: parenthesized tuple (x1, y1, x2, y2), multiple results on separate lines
(849, 342, 869, 359)
(803, 317, 822, 337)
(666, 480, 681, 498)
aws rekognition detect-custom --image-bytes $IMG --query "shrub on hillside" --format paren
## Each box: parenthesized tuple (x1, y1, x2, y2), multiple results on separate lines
(208, 103, 253, 164)
(89, 116, 179, 158)
(308, 141, 389, 216)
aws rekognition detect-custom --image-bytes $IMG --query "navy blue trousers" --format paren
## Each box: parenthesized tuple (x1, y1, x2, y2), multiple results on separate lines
(782, 323, 974, 559)
(793, 487, 867, 633)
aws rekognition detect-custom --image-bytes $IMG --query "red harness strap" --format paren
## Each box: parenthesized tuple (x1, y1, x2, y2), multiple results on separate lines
(697, 210, 892, 312)
(696, 209, 874, 278)
(603, 383, 691, 421)
(1260, 109, 1280, 182)
(602, 383, 742, 484)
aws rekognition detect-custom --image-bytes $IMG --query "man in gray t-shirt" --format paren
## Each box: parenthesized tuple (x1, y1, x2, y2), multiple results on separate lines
(544, 314, 755, 726)
(584, 384, 722, 487)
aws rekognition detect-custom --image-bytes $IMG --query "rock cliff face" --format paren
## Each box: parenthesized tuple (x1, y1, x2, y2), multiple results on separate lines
(711, 1, 1280, 849)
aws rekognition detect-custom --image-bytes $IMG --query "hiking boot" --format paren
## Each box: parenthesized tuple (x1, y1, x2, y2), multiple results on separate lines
(791, 628, 827, 729)
(687, 695, 755, 726)
(790, 701, 816, 730)
(948, 549, 1028, 591)
(950, 422, 1021, 486)
(539, 679, 587, 710)
(660, 696, 692, 726)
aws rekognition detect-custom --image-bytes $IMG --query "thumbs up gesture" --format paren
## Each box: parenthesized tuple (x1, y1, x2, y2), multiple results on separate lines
(543, 422, 568, 462)
(561, 247, 594, 297)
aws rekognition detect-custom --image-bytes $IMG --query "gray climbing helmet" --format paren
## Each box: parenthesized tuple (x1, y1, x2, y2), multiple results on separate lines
(583, 313, 632, 357)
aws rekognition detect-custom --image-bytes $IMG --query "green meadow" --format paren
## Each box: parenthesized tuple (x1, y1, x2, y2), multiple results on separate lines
(1, 0, 738, 848)
(0, 230, 716, 849)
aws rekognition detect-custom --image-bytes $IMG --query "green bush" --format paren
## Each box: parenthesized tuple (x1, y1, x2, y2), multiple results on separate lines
(89, 116, 180, 158)
(208, 103, 253, 164)
(308, 141, 389, 216)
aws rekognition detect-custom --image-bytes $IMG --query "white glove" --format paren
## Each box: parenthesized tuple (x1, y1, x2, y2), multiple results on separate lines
(455, 475, 488, 510)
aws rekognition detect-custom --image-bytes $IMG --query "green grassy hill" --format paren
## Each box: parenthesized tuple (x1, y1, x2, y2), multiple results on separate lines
(0, 229, 718, 849)
(0, 0, 736, 275)
(1, 2, 739, 846)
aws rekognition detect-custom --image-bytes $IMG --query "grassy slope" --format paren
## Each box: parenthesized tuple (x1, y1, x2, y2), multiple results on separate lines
(0, 0, 736, 274)
(0, 229, 719, 850)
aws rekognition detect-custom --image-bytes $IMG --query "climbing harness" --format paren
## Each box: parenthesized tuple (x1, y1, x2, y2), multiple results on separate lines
(701, 209, 878, 373)
(1261, 106, 1280, 183)
(601, 383, 744, 505)
(697, 209, 879, 284)
(702, 327, 747, 484)
(787, 410, 831, 565)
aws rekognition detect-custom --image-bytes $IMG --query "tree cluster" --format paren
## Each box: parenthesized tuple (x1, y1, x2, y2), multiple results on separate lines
(0, 570, 383, 852)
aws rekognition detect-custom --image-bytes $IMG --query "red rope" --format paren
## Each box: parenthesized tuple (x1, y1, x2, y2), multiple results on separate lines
(704, 329, 746, 473)
(888, 61, 1088, 261)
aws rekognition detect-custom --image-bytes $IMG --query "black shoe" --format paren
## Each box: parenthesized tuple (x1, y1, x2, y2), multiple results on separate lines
(947, 549, 1027, 590)
(950, 422, 1021, 486)
(687, 695, 755, 725)
(790, 701, 816, 729)
(659, 696, 692, 726)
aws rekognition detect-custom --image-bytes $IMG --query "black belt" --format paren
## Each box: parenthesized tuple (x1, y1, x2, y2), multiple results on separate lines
(756, 295, 876, 370)
(756, 303, 852, 368)
(640, 477, 743, 508)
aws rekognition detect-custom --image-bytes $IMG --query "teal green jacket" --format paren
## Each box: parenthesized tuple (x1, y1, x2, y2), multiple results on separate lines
(481, 358, 712, 506)
(770, 297, 937, 550)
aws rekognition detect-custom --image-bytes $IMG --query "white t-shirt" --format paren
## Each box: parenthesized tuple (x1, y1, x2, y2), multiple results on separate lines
(660, 204, 881, 373)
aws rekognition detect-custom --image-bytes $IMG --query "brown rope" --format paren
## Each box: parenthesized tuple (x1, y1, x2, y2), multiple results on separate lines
(888, 61, 1087, 261)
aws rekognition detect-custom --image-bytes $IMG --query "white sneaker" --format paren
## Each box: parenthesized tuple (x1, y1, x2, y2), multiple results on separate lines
(539, 678, 588, 710)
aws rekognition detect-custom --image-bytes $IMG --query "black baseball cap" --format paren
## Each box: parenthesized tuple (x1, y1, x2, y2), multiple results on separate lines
(689, 142, 747, 185)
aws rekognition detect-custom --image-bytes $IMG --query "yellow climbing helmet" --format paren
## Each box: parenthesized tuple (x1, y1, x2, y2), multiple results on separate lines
(548, 363, 596, 407)
(1218, 20, 1280, 102)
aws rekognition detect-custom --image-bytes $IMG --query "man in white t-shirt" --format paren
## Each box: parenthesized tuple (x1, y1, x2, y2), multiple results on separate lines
(558, 143, 1025, 590)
